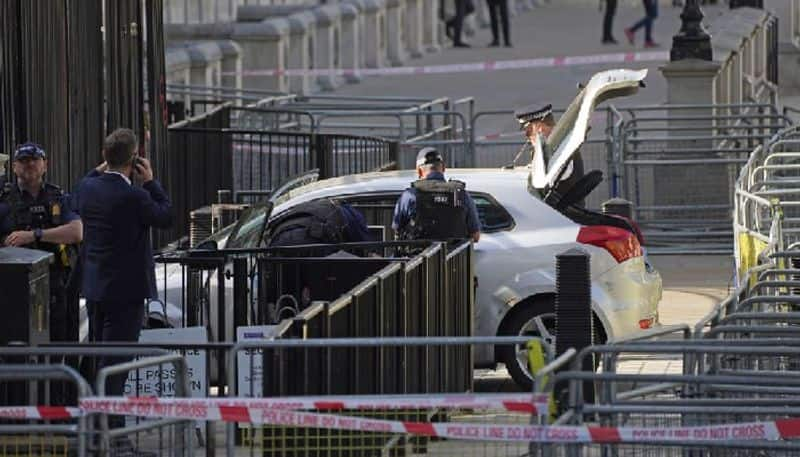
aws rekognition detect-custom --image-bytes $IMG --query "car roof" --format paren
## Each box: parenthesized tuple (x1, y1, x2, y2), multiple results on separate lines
(273, 168, 532, 214)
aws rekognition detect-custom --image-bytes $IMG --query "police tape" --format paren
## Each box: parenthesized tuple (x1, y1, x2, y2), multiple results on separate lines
(77, 397, 800, 444)
(0, 406, 82, 420)
(80, 393, 550, 416)
(221, 51, 669, 78)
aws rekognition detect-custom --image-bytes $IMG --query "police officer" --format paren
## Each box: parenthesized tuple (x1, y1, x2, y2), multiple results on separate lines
(392, 148, 481, 242)
(0, 143, 83, 347)
(515, 103, 585, 205)
(267, 199, 372, 248)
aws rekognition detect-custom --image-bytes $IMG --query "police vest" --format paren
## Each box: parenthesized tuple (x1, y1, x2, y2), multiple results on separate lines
(267, 199, 350, 247)
(0, 182, 75, 269)
(407, 179, 469, 240)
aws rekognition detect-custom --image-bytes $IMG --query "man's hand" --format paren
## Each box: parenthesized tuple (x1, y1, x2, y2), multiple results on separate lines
(95, 161, 109, 173)
(4, 230, 35, 247)
(134, 157, 154, 183)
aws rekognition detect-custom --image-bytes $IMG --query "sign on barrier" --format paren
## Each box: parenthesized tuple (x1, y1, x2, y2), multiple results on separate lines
(235, 326, 279, 398)
(124, 327, 208, 397)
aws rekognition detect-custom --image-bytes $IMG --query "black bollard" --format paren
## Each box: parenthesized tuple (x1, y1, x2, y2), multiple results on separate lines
(555, 248, 595, 404)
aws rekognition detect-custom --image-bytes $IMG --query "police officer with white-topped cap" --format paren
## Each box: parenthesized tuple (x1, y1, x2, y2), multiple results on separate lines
(515, 103, 585, 205)
(392, 147, 481, 243)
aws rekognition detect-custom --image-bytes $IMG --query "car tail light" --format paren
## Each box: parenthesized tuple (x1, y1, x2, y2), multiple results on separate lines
(577, 225, 643, 263)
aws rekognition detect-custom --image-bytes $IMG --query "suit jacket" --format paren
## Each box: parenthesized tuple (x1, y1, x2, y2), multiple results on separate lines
(76, 170, 172, 303)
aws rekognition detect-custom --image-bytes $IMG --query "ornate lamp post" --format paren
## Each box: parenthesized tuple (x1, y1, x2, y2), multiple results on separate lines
(670, 0, 713, 61)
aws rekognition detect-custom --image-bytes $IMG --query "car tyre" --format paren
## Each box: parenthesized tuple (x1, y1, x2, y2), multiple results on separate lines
(498, 296, 607, 391)
(497, 296, 556, 391)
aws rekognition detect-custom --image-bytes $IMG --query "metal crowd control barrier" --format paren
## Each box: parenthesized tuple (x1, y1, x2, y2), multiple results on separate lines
(225, 336, 535, 457)
(616, 103, 792, 254)
(0, 365, 91, 457)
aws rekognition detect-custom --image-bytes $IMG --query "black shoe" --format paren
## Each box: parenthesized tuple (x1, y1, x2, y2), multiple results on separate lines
(453, 42, 471, 48)
(489, 41, 500, 47)
(504, 42, 512, 47)
(602, 37, 618, 44)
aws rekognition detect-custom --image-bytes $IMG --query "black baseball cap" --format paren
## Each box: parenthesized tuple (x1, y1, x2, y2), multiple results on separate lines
(14, 142, 46, 160)
(415, 147, 444, 167)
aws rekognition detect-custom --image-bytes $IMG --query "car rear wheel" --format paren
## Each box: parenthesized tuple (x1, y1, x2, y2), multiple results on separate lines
(497, 296, 607, 391)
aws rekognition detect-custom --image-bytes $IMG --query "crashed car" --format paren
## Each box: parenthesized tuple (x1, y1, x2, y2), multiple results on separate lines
(146, 68, 662, 389)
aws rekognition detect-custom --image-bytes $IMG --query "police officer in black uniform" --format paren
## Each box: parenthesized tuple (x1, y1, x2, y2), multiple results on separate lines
(515, 103, 585, 206)
(392, 148, 481, 242)
(0, 143, 83, 350)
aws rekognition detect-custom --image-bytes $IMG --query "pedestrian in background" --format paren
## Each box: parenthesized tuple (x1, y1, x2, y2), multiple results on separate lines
(445, 0, 474, 48)
(625, 0, 659, 48)
(602, 0, 618, 44)
(75, 128, 171, 428)
(487, 0, 511, 47)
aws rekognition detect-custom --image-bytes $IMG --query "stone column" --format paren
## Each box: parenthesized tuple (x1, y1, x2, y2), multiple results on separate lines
(185, 42, 223, 90)
(218, 40, 243, 93)
(363, 0, 387, 68)
(287, 11, 317, 94)
(340, 3, 364, 83)
(422, 0, 441, 52)
(313, 5, 343, 90)
(404, 0, 425, 58)
(659, 60, 724, 225)
(232, 18, 290, 92)
(386, 0, 408, 65)
(165, 47, 192, 111)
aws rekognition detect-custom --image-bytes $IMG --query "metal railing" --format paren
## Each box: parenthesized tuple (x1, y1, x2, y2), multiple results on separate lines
(160, 105, 398, 247)
(616, 103, 792, 254)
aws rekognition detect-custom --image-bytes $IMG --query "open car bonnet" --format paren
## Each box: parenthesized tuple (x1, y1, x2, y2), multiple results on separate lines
(531, 69, 648, 192)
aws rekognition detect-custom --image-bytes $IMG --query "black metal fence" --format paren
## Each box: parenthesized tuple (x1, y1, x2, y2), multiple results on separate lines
(151, 240, 473, 394)
(162, 106, 398, 247)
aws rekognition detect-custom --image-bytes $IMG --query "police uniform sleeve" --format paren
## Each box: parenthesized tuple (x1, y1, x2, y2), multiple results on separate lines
(59, 193, 80, 223)
(392, 190, 415, 231)
(464, 193, 481, 234)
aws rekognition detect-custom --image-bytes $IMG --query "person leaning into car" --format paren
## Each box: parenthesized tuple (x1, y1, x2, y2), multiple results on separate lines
(515, 103, 585, 206)
(74, 128, 172, 427)
(392, 147, 481, 243)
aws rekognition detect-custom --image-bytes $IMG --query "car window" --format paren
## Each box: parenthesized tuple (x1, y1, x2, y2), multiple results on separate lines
(470, 193, 515, 233)
(225, 202, 272, 249)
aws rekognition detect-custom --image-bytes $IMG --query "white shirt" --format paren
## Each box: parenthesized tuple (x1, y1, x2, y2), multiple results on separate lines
(105, 170, 132, 186)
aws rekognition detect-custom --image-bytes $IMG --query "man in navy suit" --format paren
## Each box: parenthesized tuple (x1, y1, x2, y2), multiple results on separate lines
(76, 128, 171, 411)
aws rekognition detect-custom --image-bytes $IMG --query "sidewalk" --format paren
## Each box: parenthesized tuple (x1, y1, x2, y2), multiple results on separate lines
(332, 2, 728, 136)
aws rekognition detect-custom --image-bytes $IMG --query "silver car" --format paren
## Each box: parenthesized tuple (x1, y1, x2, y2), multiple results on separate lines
(145, 68, 662, 389)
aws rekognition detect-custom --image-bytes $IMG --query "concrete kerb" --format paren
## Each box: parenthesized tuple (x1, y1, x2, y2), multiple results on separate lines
(339, 3, 364, 83)
(233, 18, 291, 92)
(287, 11, 318, 94)
(312, 5, 344, 91)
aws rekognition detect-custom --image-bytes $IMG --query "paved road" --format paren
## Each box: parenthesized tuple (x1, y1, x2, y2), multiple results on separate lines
(333, 2, 732, 136)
